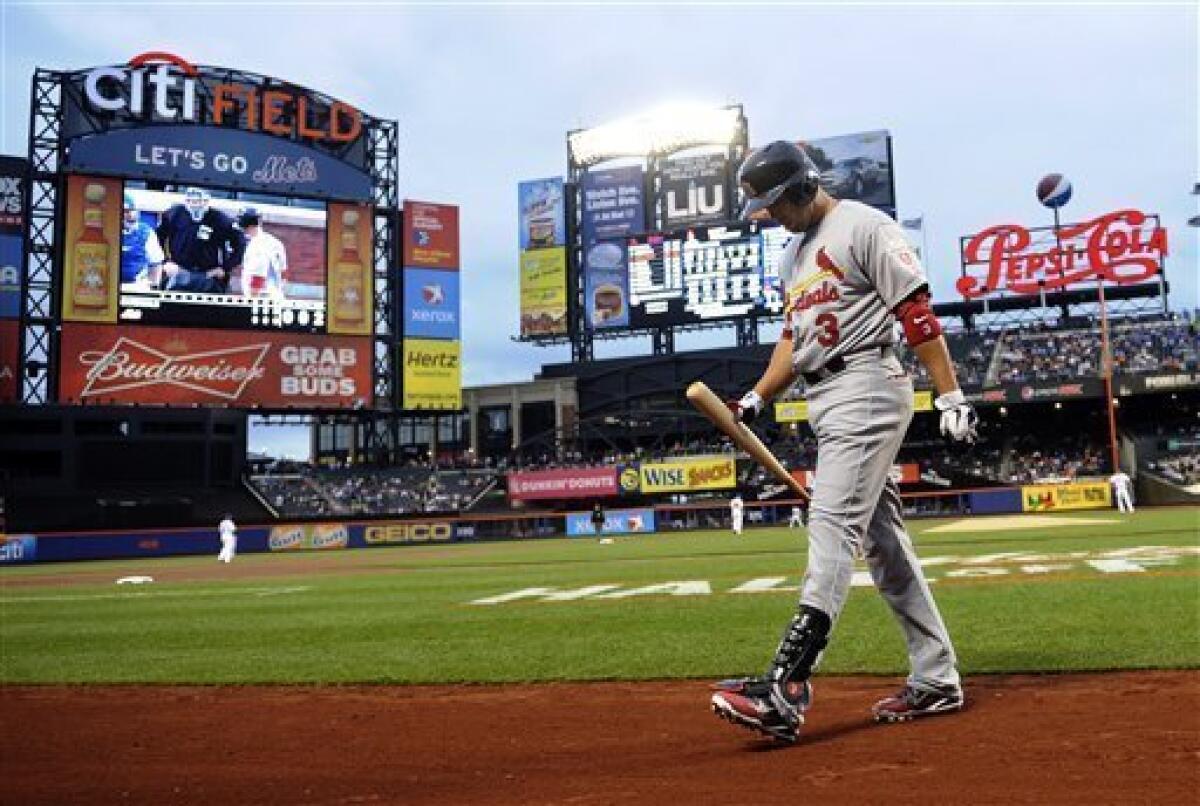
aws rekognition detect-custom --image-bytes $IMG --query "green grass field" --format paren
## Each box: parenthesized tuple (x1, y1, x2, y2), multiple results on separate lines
(2, 507, 1197, 684)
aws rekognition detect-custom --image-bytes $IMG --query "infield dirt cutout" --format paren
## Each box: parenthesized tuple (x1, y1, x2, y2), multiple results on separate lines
(924, 514, 1117, 533)
(3, 671, 1196, 805)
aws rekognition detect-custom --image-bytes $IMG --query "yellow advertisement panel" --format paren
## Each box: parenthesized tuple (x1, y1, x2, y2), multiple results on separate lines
(62, 175, 121, 323)
(268, 524, 349, 551)
(1021, 482, 1112, 512)
(639, 456, 736, 493)
(519, 247, 567, 337)
(775, 399, 809, 423)
(327, 201, 374, 336)
(777, 391, 932, 423)
(402, 338, 461, 410)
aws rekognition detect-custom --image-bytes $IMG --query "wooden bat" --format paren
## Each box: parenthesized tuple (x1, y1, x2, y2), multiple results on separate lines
(686, 381, 811, 503)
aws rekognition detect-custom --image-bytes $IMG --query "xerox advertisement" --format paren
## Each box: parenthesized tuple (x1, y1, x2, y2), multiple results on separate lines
(58, 323, 372, 408)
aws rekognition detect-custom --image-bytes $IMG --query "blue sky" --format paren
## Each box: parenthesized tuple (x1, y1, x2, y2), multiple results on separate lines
(2, 1, 1196, 459)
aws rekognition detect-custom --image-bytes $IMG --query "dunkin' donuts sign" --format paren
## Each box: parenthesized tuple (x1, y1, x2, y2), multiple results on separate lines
(59, 324, 372, 408)
(958, 209, 1167, 300)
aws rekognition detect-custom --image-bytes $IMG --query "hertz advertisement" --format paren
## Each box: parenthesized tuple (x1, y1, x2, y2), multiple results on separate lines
(1022, 482, 1112, 512)
(637, 456, 736, 493)
(401, 338, 461, 409)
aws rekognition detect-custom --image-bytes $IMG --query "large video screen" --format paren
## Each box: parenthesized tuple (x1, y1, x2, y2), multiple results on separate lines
(117, 188, 330, 333)
(595, 220, 791, 329)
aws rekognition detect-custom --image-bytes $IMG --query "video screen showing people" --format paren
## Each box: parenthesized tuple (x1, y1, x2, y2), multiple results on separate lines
(119, 186, 328, 332)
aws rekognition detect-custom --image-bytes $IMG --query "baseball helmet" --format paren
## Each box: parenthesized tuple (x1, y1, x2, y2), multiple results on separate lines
(738, 141, 820, 218)
(238, 206, 261, 227)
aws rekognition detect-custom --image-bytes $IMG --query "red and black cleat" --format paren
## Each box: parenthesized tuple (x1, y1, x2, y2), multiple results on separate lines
(871, 684, 964, 723)
(710, 676, 812, 744)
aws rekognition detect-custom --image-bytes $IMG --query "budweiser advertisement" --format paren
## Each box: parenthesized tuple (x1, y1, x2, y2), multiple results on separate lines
(957, 209, 1166, 300)
(507, 467, 619, 501)
(59, 324, 372, 408)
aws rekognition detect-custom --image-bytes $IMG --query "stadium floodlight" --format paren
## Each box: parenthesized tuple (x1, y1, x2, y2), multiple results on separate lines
(568, 103, 743, 168)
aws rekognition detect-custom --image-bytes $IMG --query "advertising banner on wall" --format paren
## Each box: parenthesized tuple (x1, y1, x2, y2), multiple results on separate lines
(660, 152, 729, 228)
(519, 247, 568, 337)
(518, 177, 566, 250)
(957, 209, 1167, 301)
(403, 267, 461, 340)
(1021, 482, 1112, 512)
(0, 320, 18, 404)
(583, 240, 629, 330)
(0, 534, 37, 564)
(580, 165, 645, 245)
(401, 338, 461, 409)
(59, 324, 373, 408)
(59, 52, 378, 201)
(566, 507, 656, 536)
(802, 129, 894, 218)
(638, 456, 736, 493)
(326, 201, 374, 336)
(403, 201, 460, 269)
(61, 175, 122, 324)
(0, 155, 25, 319)
(507, 467, 619, 501)
(268, 523, 350, 551)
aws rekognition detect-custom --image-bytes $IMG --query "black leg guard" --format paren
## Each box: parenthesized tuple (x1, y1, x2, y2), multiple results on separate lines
(768, 605, 832, 686)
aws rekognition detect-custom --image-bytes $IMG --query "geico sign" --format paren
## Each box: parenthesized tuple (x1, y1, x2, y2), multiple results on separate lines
(364, 523, 453, 544)
(84, 52, 361, 145)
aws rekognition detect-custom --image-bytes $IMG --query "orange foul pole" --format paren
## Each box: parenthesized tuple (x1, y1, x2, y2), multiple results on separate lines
(1097, 278, 1121, 473)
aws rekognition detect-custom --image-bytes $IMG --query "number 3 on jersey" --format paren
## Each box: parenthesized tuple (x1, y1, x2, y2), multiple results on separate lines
(815, 312, 840, 347)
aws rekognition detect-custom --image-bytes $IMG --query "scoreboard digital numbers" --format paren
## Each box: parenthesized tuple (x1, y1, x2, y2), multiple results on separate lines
(625, 220, 791, 328)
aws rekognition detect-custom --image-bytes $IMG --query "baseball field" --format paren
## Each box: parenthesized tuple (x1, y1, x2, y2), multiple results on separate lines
(3, 506, 1198, 803)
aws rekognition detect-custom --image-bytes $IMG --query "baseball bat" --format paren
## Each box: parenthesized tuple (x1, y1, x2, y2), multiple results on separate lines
(686, 381, 811, 503)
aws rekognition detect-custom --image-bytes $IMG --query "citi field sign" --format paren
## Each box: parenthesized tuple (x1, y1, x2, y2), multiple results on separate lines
(57, 52, 384, 200)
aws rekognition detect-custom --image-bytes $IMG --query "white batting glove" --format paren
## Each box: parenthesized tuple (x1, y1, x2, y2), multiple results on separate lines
(726, 390, 765, 425)
(935, 389, 978, 444)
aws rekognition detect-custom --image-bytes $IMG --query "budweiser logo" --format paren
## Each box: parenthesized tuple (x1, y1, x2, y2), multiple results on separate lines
(957, 209, 1167, 300)
(77, 336, 269, 400)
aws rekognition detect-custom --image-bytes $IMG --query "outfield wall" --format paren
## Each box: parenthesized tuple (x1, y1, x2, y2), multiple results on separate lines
(0, 482, 1116, 564)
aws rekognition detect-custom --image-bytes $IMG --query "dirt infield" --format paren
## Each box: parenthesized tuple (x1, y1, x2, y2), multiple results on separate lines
(3, 671, 1196, 805)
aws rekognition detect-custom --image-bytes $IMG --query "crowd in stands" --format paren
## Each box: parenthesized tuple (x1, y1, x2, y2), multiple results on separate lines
(1002, 434, 1108, 483)
(250, 466, 494, 518)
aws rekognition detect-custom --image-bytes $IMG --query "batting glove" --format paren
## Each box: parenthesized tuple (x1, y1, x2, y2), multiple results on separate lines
(726, 390, 765, 425)
(935, 389, 978, 444)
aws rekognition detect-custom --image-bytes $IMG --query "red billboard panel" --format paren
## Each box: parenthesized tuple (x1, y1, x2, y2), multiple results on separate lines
(507, 467, 619, 501)
(59, 324, 372, 408)
(0, 320, 18, 403)
(403, 201, 460, 269)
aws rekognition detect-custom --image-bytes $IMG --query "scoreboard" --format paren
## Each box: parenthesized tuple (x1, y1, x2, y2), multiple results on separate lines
(619, 220, 791, 329)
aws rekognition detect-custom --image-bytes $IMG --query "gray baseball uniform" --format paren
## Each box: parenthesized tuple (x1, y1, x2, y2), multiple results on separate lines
(780, 200, 959, 692)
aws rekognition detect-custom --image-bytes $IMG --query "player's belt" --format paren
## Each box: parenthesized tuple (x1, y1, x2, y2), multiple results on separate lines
(801, 345, 891, 386)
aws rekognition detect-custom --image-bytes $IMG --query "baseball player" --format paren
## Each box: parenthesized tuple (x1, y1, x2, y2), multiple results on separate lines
(120, 192, 164, 287)
(710, 141, 977, 743)
(237, 206, 288, 299)
(787, 506, 804, 529)
(217, 513, 237, 564)
(1109, 469, 1135, 513)
(730, 494, 745, 536)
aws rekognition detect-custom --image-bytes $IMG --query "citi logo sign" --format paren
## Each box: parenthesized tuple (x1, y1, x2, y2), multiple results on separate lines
(83, 52, 362, 144)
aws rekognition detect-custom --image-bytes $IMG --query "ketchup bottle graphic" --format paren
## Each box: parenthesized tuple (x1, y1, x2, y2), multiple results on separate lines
(334, 209, 365, 325)
(72, 183, 110, 309)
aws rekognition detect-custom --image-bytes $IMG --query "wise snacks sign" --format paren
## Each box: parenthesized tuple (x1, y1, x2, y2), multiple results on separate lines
(59, 324, 372, 408)
(637, 456, 736, 493)
(957, 209, 1166, 300)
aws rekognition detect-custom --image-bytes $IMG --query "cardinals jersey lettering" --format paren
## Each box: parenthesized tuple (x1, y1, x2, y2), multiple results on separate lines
(777, 201, 927, 374)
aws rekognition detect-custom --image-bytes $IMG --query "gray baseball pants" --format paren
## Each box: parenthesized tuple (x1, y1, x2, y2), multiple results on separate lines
(800, 353, 960, 691)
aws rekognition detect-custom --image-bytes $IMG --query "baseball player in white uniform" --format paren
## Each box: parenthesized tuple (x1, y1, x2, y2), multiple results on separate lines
(217, 513, 237, 563)
(787, 506, 805, 529)
(1109, 470, 1134, 513)
(730, 495, 745, 536)
(238, 207, 288, 299)
(711, 141, 978, 743)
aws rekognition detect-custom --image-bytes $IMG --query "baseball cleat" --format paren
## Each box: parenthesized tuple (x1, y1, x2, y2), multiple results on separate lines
(871, 683, 964, 723)
(710, 676, 812, 743)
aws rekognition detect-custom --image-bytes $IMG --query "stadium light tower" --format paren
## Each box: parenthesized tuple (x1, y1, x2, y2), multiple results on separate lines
(567, 103, 744, 167)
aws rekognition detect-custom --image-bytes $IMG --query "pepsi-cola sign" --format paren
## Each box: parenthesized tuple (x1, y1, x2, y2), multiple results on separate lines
(957, 209, 1166, 300)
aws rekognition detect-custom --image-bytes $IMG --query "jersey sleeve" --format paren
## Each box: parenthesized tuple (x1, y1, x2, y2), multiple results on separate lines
(858, 220, 928, 310)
